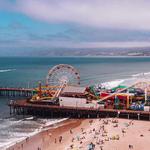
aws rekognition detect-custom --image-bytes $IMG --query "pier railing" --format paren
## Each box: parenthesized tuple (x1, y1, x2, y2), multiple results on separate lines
(8, 99, 150, 121)
(0, 87, 34, 97)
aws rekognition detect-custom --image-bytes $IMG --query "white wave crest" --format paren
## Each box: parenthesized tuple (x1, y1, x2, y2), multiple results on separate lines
(101, 71, 150, 90)
(132, 72, 150, 77)
(0, 69, 16, 73)
(101, 79, 125, 89)
(0, 118, 68, 149)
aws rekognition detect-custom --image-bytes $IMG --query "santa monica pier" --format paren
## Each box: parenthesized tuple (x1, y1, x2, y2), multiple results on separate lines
(0, 64, 149, 120)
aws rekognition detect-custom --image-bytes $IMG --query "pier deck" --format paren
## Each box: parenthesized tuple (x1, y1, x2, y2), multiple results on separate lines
(8, 100, 150, 121)
(0, 88, 33, 97)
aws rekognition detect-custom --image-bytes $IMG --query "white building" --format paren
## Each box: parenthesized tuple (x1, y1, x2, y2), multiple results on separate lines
(59, 86, 97, 108)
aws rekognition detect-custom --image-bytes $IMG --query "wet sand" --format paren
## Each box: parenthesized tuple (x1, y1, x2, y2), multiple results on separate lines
(7, 119, 90, 150)
(7, 118, 150, 150)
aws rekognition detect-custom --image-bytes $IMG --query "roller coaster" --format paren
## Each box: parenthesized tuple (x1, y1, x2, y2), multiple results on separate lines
(25, 64, 150, 111)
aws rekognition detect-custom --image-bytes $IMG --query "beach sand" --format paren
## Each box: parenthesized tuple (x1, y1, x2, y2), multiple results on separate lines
(7, 118, 150, 150)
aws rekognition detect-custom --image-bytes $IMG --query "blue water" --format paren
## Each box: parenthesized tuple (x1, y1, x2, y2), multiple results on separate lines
(1, 56, 150, 88)
(1, 56, 150, 148)
(1, 56, 150, 116)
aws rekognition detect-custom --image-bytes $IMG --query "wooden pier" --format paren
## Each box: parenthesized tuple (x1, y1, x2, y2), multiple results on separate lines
(8, 99, 150, 121)
(0, 88, 33, 97)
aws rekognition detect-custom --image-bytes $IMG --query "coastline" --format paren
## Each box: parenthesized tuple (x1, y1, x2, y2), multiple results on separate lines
(6, 118, 150, 150)
(2, 118, 66, 150)
(1, 56, 150, 150)
(6, 119, 88, 150)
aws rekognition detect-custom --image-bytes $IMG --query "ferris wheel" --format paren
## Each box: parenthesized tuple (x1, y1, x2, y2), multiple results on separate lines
(46, 64, 80, 87)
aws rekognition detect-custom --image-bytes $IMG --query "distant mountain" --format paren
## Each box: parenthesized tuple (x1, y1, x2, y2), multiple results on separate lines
(1, 47, 150, 57)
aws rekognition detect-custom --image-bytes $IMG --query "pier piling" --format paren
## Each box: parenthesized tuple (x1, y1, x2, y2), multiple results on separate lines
(8, 99, 150, 121)
(0, 88, 33, 97)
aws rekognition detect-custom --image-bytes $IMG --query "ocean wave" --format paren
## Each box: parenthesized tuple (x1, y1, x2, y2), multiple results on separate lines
(42, 118, 68, 129)
(100, 71, 150, 89)
(0, 69, 16, 73)
(132, 72, 150, 77)
(101, 79, 125, 89)
(0, 117, 68, 149)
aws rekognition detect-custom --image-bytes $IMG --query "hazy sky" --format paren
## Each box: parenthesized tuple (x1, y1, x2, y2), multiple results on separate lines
(1, 0, 150, 50)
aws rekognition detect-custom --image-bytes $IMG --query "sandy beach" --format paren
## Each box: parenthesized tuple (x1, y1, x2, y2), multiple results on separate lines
(7, 118, 150, 150)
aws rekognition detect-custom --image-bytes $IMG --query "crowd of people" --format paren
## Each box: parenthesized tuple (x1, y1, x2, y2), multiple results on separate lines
(53, 118, 136, 150)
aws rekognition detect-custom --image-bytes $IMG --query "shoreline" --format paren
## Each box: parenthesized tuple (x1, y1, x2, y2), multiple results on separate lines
(3, 56, 150, 58)
(6, 119, 87, 150)
(1, 118, 68, 150)
(6, 118, 150, 150)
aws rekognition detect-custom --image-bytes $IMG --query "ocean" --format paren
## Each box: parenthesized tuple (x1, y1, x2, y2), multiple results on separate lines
(1, 56, 150, 149)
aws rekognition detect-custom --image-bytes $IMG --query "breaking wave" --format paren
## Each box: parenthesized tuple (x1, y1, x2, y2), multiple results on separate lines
(0, 117, 68, 150)
(100, 71, 150, 89)
(132, 72, 150, 77)
(0, 69, 16, 73)
(101, 79, 125, 89)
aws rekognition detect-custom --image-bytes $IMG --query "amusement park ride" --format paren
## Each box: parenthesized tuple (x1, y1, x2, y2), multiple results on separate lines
(29, 64, 150, 112)
(31, 64, 81, 103)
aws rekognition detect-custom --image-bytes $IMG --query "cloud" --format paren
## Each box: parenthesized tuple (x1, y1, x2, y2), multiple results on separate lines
(1, 0, 150, 50)
(9, 0, 150, 30)
(0, 0, 16, 11)
(65, 27, 150, 42)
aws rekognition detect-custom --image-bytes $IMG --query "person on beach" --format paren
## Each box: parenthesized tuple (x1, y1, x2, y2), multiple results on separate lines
(55, 138, 57, 143)
(129, 144, 133, 149)
(89, 130, 92, 134)
(59, 136, 62, 143)
(26, 137, 29, 142)
(70, 129, 73, 134)
(49, 133, 52, 137)
(89, 120, 93, 125)
(70, 144, 74, 149)
(77, 135, 80, 141)
(81, 128, 84, 132)
(88, 142, 95, 150)
(122, 128, 126, 136)
(72, 137, 74, 142)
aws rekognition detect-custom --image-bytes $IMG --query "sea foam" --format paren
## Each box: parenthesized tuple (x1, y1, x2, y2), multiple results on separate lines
(0, 117, 68, 150)
(0, 69, 16, 73)
(132, 72, 150, 77)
